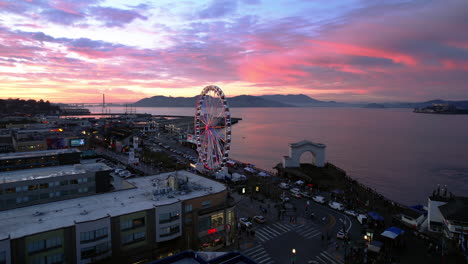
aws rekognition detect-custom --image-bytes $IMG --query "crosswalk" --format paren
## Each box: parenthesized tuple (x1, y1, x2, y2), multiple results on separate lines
(254, 222, 321, 242)
(242, 244, 275, 264)
(314, 251, 344, 264)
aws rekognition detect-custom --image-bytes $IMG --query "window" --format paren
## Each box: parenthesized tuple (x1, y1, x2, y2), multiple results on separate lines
(60, 180, 68, 186)
(29, 184, 39, 191)
(121, 216, 145, 230)
(159, 211, 179, 223)
(80, 227, 108, 243)
(185, 204, 192, 213)
(47, 253, 63, 264)
(201, 200, 211, 209)
(70, 179, 78, 184)
(210, 213, 224, 228)
(40, 193, 49, 199)
(78, 187, 88, 193)
(122, 232, 146, 245)
(16, 186, 27, 192)
(39, 183, 49, 189)
(78, 178, 88, 183)
(5, 188, 15, 194)
(81, 242, 109, 258)
(160, 224, 180, 237)
(16, 196, 29, 204)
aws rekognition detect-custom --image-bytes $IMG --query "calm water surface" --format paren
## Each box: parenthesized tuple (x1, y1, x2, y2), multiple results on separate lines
(95, 106, 468, 205)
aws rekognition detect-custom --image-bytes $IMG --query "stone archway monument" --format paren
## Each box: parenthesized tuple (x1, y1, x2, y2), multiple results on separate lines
(282, 140, 326, 168)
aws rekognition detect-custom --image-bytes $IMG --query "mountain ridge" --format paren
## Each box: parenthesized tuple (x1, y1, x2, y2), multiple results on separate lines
(132, 95, 468, 109)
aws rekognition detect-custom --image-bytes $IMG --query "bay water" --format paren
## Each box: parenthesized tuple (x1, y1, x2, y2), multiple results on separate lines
(91, 106, 468, 205)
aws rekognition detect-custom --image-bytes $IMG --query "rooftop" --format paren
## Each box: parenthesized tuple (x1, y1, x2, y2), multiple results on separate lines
(0, 163, 112, 184)
(0, 171, 226, 240)
(0, 148, 81, 161)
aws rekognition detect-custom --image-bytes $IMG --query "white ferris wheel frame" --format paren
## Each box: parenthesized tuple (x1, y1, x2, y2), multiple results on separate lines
(194, 85, 231, 171)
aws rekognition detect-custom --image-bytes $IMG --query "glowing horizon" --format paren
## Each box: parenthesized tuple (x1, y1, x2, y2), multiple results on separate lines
(0, 0, 467, 104)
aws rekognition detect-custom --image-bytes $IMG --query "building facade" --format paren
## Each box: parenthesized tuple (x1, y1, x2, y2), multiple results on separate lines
(0, 171, 236, 264)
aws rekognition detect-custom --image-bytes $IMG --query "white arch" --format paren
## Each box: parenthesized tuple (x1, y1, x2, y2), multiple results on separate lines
(282, 140, 326, 168)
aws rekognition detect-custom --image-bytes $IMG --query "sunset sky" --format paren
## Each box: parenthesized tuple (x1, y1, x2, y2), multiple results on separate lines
(0, 0, 467, 103)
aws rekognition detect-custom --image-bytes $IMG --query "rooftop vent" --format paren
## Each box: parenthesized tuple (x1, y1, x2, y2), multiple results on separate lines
(33, 211, 43, 217)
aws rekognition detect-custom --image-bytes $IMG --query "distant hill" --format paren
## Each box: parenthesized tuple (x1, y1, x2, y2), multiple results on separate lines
(133, 95, 293, 107)
(259, 94, 344, 107)
(132, 95, 468, 109)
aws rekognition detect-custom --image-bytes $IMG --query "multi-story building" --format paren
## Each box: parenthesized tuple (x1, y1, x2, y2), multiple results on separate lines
(0, 171, 236, 264)
(0, 162, 112, 211)
(0, 149, 81, 172)
(427, 187, 468, 248)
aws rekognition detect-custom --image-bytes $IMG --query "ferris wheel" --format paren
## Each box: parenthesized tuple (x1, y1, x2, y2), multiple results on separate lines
(194, 85, 231, 171)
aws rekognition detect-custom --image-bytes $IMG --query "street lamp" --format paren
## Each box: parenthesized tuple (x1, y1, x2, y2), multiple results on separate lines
(291, 248, 296, 264)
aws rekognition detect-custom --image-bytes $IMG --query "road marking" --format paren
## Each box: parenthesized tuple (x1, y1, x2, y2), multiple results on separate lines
(243, 245, 262, 254)
(250, 251, 268, 259)
(319, 251, 343, 264)
(264, 226, 282, 235)
(272, 223, 290, 232)
(256, 229, 277, 238)
(254, 232, 269, 242)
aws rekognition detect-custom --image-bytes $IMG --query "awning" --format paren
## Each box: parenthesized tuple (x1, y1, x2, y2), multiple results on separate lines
(368, 211, 385, 221)
(381, 226, 405, 239)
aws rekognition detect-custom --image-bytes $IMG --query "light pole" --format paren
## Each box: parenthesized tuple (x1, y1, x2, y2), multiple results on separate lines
(291, 248, 296, 264)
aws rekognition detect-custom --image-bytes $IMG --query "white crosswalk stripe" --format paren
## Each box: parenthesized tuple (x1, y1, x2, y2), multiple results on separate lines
(272, 222, 291, 232)
(315, 251, 344, 264)
(254, 224, 290, 242)
(242, 244, 276, 264)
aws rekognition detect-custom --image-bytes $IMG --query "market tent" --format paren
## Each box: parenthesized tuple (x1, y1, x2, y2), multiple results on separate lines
(368, 211, 385, 221)
(258, 171, 270, 177)
(381, 226, 405, 239)
(244, 167, 256, 173)
(295, 180, 304, 185)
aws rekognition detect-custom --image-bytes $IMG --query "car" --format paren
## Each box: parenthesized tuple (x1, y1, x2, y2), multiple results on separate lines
(336, 230, 348, 240)
(291, 192, 302, 198)
(239, 218, 253, 228)
(301, 192, 311, 198)
(328, 201, 345, 211)
(280, 195, 290, 202)
(119, 170, 131, 177)
(253, 215, 266, 223)
(344, 210, 358, 217)
(279, 183, 290, 189)
(312, 195, 326, 204)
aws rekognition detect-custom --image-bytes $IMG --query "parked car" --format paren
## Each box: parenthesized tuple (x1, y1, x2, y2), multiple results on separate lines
(312, 195, 326, 204)
(279, 183, 290, 189)
(336, 230, 348, 240)
(328, 201, 345, 211)
(344, 210, 358, 217)
(253, 215, 266, 223)
(280, 194, 290, 202)
(239, 218, 253, 228)
(301, 192, 311, 198)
